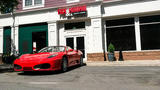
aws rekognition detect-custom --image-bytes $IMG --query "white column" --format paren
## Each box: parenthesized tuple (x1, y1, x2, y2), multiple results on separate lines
(0, 27, 3, 53)
(59, 23, 65, 46)
(135, 17, 141, 51)
(15, 26, 19, 52)
(48, 21, 58, 46)
(11, 25, 19, 54)
(102, 20, 107, 51)
(89, 17, 103, 53)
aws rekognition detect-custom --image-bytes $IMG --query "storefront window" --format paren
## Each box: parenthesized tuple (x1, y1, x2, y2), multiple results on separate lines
(140, 15, 160, 23)
(106, 18, 136, 51)
(140, 15, 160, 50)
(64, 22, 85, 30)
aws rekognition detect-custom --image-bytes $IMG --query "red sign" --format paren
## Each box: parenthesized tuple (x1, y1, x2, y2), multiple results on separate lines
(58, 5, 87, 15)
(58, 8, 66, 15)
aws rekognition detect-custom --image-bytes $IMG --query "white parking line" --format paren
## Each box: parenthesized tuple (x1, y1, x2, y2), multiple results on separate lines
(29, 82, 58, 85)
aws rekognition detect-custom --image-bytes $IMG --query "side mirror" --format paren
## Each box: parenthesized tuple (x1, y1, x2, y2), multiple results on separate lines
(68, 49, 74, 52)
(76, 50, 78, 52)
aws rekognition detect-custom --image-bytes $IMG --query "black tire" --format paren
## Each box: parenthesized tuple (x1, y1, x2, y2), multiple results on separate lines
(80, 56, 83, 66)
(61, 57, 68, 72)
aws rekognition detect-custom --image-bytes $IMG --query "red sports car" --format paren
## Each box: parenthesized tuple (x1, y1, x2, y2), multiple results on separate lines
(13, 46, 83, 72)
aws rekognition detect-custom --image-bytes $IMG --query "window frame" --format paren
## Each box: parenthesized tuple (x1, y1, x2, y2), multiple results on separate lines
(23, 0, 45, 10)
(66, 0, 80, 3)
(64, 22, 86, 30)
(140, 15, 160, 50)
(106, 18, 136, 51)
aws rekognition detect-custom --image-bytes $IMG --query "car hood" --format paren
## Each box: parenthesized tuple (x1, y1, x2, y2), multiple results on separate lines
(18, 52, 58, 62)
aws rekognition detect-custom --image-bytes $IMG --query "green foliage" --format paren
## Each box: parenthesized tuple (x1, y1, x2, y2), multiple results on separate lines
(2, 52, 11, 57)
(108, 43, 115, 53)
(0, 0, 18, 13)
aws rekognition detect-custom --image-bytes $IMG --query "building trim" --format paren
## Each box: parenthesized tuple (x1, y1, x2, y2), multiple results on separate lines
(0, 1, 103, 17)
(0, 27, 3, 53)
(134, 17, 141, 51)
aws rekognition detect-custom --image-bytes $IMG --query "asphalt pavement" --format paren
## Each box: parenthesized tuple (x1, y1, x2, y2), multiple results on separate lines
(0, 65, 160, 90)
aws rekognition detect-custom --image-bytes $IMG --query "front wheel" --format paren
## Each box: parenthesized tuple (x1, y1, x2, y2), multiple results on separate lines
(61, 57, 68, 72)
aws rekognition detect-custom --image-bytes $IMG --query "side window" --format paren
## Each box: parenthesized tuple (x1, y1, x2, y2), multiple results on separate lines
(47, 47, 52, 52)
(66, 46, 72, 51)
(66, 47, 69, 51)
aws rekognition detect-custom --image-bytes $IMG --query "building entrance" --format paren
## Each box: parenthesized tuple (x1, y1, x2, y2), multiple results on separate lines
(19, 23, 48, 54)
(32, 31, 47, 52)
(3, 27, 11, 53)
(66, 36, 85, 58)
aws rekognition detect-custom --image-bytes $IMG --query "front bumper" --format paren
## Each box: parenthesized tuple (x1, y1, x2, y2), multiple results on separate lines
(14, 64, 53, 71)
(14, 59, 61, 71)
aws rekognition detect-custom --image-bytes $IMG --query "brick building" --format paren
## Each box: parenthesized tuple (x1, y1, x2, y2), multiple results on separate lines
(0, 0, 160, 62)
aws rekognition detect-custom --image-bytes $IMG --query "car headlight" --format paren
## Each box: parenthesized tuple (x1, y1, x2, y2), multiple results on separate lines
(47, 54, 58, 58)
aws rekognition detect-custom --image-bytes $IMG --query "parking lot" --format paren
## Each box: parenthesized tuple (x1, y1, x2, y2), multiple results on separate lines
(0, 66, 160, 90)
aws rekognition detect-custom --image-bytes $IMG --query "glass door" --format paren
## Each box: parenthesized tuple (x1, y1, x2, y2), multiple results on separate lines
(66, 36, 85, 58)
(66, 37, 74, 49)
(76, 37, 85, 58)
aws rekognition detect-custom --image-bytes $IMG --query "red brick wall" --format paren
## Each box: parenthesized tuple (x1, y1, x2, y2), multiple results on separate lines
(16, 0, 23, 11)
(103, 0, 114, 2)
(16, 0, 98, 12)
(16, 0, 114, 12)
(45, 0, 66, 8)
(87, 51, 160, 61)
(87, 53, 105, 61)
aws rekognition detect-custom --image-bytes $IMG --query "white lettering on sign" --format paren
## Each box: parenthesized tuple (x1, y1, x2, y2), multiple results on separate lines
(58, 5, 87, 16)
(66, 8, 73, 16)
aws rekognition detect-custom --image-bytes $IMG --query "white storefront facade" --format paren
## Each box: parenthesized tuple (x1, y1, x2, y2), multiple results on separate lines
(0, 0, 160, 61)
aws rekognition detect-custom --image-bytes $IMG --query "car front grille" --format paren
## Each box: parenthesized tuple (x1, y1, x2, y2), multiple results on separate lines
(23, 67, 33, 71)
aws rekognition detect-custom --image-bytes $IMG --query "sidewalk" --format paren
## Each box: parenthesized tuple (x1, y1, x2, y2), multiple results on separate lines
(0, 64, 13, 73)
(86, 60, 160, 66)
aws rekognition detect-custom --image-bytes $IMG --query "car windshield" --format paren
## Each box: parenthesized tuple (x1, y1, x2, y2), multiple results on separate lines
(38, 46, 65, 53)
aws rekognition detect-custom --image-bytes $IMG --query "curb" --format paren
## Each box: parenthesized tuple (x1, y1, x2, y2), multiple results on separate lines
(86, 60, 160, 66)
(0, 64, 13, 69)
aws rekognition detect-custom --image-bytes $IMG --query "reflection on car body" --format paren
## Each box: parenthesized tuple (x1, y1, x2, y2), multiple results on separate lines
(14, 46, 83, 72)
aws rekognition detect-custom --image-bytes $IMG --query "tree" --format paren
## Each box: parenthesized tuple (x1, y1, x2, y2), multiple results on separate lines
(0, 0, 18, 13)
(0, 0, 19, 57)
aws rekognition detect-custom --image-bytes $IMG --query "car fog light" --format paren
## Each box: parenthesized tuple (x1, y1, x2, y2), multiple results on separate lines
(14, 64, 22, 70)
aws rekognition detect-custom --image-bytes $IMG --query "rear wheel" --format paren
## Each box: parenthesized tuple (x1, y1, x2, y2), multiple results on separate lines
(61, 57, 68, 72)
